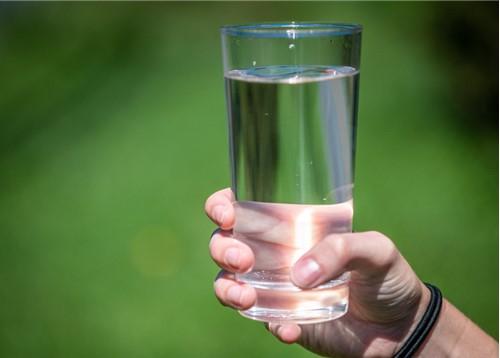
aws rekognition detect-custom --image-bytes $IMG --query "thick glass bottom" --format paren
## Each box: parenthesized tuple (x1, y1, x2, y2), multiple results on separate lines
(237, 270, 349, 324)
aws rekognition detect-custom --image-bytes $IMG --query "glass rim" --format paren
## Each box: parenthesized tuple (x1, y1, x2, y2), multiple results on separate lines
(220, 22, 362, 38)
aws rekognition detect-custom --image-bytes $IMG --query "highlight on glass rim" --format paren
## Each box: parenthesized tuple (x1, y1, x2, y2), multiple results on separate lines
(0, 3, 497, 358)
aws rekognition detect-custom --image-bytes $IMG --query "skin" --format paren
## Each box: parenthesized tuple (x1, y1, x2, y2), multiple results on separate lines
(206, 188, 498, 358)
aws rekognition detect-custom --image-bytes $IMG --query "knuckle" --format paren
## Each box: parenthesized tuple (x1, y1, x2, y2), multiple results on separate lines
(365, 230, 386, 241)
(365, 230, 388, 245)
(367, 231, 398, 265)
(384, 241, 399, 265)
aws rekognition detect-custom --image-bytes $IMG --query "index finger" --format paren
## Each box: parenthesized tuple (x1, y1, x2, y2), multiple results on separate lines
(204, 188, 235, 230)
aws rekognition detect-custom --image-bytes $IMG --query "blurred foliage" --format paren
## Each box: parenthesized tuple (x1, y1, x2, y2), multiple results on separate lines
(0, 3, 497, 357)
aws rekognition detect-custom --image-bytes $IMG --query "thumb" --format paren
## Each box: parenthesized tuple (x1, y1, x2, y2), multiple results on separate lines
(291, 231, 399, 289)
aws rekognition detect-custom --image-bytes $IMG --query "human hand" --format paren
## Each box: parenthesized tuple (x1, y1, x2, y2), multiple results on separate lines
(206, 188, 429, 357)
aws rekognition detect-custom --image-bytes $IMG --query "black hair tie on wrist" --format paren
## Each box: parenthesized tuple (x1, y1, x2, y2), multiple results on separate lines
(393, 283, 443, 358)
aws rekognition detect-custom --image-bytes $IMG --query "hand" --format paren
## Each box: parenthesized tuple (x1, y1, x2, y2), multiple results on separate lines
(205, 188, 429, 357)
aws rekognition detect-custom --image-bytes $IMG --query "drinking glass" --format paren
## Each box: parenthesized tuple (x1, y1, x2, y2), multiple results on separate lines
(221, 22, 362, 324)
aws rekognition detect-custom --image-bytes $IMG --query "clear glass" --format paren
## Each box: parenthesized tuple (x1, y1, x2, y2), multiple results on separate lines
(221, 22, 362, 324)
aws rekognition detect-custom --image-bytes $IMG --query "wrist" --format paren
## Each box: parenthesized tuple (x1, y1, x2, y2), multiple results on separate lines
(392, 281, 432, 355)
(416, 299, 464, 357)
(418, 300, 497, 357)
(394, 287, 498, 358)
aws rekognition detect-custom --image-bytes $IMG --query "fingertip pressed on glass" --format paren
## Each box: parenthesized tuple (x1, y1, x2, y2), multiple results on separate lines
(221, 23, 362, 324)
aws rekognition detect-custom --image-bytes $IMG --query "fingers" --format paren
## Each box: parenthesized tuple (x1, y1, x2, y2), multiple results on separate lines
(213, 272, 257, 310)
(291, 231, 399, 288)
(205, 188, 235, 230)
(209, 229, 255, 273)
(268, 323, 302, 344)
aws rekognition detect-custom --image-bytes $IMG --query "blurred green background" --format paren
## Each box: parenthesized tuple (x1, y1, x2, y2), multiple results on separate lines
(0, 2, 497, 357)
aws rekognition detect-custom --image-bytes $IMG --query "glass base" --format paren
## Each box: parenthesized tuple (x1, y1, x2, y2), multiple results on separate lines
(237, 270, 349, 324)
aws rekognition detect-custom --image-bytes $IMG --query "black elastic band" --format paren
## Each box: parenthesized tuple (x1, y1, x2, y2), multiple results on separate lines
(393, 283, 443, 358)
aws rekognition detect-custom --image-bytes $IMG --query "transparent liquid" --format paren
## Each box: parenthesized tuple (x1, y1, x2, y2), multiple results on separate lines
(225, 66, 358, 323)
(225, 65, 358, 204)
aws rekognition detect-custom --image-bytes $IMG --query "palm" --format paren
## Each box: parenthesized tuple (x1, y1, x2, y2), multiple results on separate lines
(295, 266, 424, 358)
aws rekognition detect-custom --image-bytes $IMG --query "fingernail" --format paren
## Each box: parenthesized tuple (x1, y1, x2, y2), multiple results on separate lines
(293, 258, 321, 287)
(212, 205, 227, 225)
(224, 248, 240, 268)
(227, 285, 242, 306)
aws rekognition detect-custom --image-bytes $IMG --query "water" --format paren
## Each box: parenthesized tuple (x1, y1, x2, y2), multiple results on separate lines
(225, 66, 358, 323)
(225, 65, 359, 205)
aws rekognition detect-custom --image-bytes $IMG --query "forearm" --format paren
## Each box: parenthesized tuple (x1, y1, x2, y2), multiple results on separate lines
(418, 299, 498, 357)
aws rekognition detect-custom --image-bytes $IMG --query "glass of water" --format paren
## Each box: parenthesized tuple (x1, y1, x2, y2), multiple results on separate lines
(221, 23, 362, 324)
